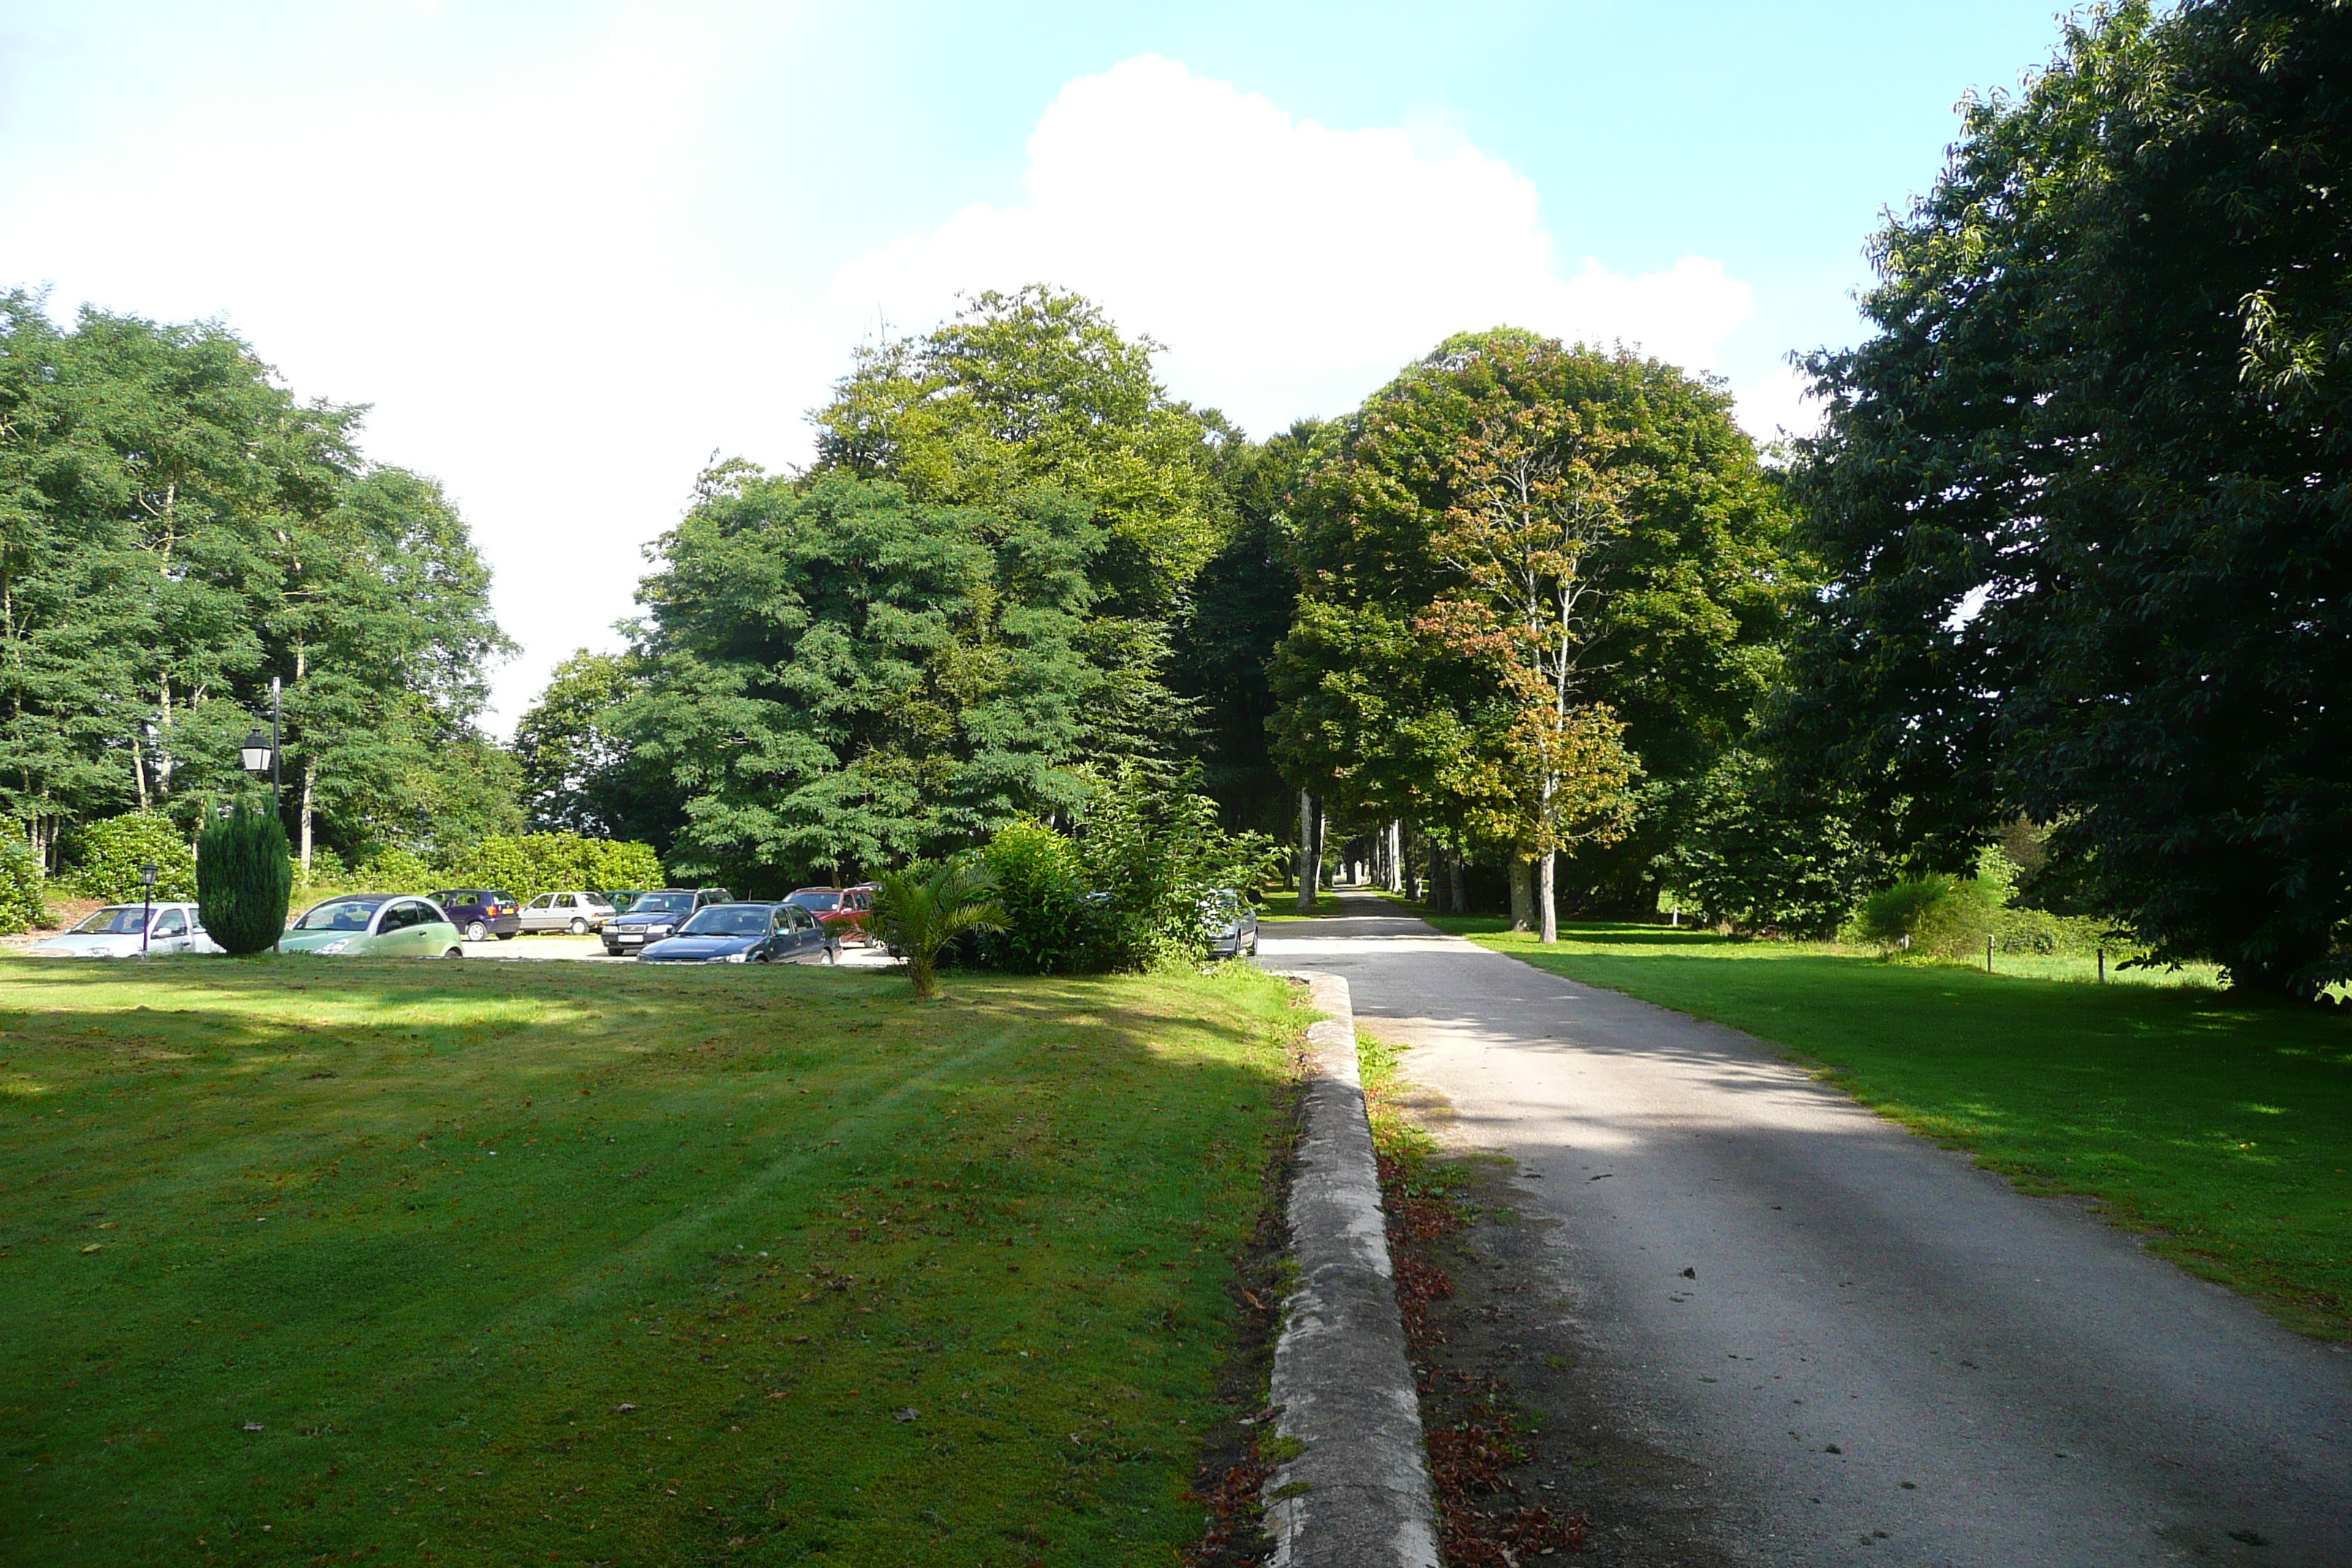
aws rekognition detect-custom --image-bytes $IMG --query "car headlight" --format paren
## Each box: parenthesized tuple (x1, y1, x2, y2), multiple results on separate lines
(317, 940, 350, 954)
(650, 924, 674, 936)
(722, 951, 749, 963)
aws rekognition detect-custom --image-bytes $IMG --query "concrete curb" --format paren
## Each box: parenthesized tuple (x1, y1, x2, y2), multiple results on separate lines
(1262, 970, 1440, 1568)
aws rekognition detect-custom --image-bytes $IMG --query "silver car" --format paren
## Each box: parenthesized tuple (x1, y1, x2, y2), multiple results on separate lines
(29, 902, 224, 957)
(1202, 888, 1259, 958)
(517, 890, 618, 935)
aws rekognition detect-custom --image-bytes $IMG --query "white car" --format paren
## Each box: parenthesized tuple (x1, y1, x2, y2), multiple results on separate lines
(30, 902, 224, 957)
(517, 890, 619, 934)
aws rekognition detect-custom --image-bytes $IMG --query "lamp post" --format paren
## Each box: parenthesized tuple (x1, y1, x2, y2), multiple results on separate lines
(238, 677, 282, 814)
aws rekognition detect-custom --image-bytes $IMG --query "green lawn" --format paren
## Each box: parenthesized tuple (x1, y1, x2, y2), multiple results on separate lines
(0, 955, 1303, 1566)
(1412, 912, 2352, 1339)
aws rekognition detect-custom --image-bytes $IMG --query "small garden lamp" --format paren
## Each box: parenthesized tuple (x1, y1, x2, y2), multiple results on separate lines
(140, 862, 158, 958)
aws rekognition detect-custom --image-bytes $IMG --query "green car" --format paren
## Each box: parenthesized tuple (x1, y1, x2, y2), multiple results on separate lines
(279, 894, 465, 958)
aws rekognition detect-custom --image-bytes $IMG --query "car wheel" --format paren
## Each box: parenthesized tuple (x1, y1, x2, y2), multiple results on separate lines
(496, 931, 516, 941)
(442, 946, 464, 960)
(568, 917, 588, 935)
(465, 919, 487, 942)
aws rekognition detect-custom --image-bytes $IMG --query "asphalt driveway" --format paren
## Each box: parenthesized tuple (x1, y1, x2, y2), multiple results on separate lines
(1260, 896, 2352, 1567)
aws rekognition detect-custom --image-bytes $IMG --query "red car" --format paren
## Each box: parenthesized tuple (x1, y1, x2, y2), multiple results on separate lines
(785, 886, 877, 944)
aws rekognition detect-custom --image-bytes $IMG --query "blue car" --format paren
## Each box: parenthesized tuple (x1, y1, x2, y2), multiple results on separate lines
(638, 902, 841, 965)
(600, 887, 734, 956)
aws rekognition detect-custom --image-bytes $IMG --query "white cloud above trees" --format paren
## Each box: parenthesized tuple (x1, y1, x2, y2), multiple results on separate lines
(829, 56, 1774, 438)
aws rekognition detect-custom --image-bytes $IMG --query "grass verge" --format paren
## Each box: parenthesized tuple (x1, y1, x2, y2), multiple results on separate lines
(0, 954, 1303, 1566)
(1405, 911, 2352, 1339)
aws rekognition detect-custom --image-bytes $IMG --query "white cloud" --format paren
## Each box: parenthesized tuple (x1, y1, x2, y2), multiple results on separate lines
(1733, 364, 1825, 447)
(4, 37, 1778, 731)
(830, 56, 1758, 436)
(0, 2, 811, 731)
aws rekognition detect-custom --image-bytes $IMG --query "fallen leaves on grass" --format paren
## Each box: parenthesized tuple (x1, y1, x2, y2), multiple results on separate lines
(1187, 1447, 1270, 1565)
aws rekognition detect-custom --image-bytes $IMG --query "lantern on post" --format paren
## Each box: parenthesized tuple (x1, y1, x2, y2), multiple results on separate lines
(237, 677, 283, 813)
(140, 862, 159, 958)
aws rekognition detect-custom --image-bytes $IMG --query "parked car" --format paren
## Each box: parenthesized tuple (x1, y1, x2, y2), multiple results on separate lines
(784, 886, 875, 944)
(600, 888, 735, 956)
(638, 902, 841, 965)
(600, 889, 647, 914)
(279, 894, 464, 958)
(1202, 887, 1259, 958)
(518, 890, 618, 934)
(432, 889, 521, 943)
(28, 902, 224, 958)
(843, 883, 878, 941)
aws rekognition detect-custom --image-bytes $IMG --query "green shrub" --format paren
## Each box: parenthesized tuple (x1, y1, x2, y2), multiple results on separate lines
(293, 846, 349, 891)
(981, 821, 1093, 973)
(63, 810, 197, 902)
(0, 831, 48, 936)
(435, 833, 663, 900)
(1651, 752, 1887, 937)
(353, 846, 437, 892)
(1074, 770, 1283, 971)
(197, 801, 293, 955)
(1852, 875, 2000, 960)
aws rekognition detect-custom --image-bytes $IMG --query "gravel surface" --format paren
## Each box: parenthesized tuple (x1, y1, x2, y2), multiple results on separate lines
(1259, 897, 2352, 1567)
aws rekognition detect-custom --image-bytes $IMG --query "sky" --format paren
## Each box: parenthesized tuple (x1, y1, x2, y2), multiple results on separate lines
(0, 0, 2077, 730)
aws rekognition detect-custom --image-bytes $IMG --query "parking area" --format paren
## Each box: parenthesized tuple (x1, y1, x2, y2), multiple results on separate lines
(457, 933, 897, 968)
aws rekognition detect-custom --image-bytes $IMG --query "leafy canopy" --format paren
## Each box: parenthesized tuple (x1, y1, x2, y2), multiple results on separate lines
(1273, 330, 1795, 893)
(622, 472, 1106, 889)
(1780, 0, 2352, 995)
(0, 291, 511, 867)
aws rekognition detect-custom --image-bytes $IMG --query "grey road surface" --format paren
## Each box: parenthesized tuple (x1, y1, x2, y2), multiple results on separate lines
(1259, 896, 2352, 1567)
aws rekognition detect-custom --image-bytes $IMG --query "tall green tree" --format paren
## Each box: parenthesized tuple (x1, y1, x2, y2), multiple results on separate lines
(810, 286, 1239, 769)
(513, 649, 678, 845)
(1273, 331, 1797, 911)
(0, 292, 513, 871)
(620, 471, 1106, 889)
(1167, 422, 1317, 832)
(1782, 0, 2352, 995)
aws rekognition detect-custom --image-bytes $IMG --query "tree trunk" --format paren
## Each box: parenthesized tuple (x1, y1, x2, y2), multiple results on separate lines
(1387, 821, 1404, 893)
(1539, 850, 1558, 943)
(299, 758, 317, 878)
(1449, 853, 1468, 915)
(1508, 856, 1534, 932)
(1298, 789, 1319, 913)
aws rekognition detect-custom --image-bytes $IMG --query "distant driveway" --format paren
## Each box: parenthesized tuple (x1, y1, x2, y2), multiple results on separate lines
(1262, 896, 2352, 1567)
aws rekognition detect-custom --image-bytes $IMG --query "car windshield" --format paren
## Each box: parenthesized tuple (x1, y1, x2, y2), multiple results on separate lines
(630, 893, 694, 915)
(785, 891, 841, 912)
(70, 906, 152, 935)
(293, 898, 385, 932)
(682, 906, 772, 937)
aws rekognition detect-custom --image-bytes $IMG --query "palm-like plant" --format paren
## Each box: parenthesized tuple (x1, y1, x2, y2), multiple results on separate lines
(871, 856, 1003, 999)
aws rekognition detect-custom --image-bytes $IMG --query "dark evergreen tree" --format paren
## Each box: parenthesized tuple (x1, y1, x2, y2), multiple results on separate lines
(197, 799, 293, 955)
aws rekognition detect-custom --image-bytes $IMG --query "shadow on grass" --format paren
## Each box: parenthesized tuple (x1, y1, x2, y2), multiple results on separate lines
(0, 955, 1301, 1567)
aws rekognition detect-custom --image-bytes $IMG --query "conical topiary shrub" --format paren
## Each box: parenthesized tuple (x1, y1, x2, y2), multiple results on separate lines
(197, 799, 294, 955)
